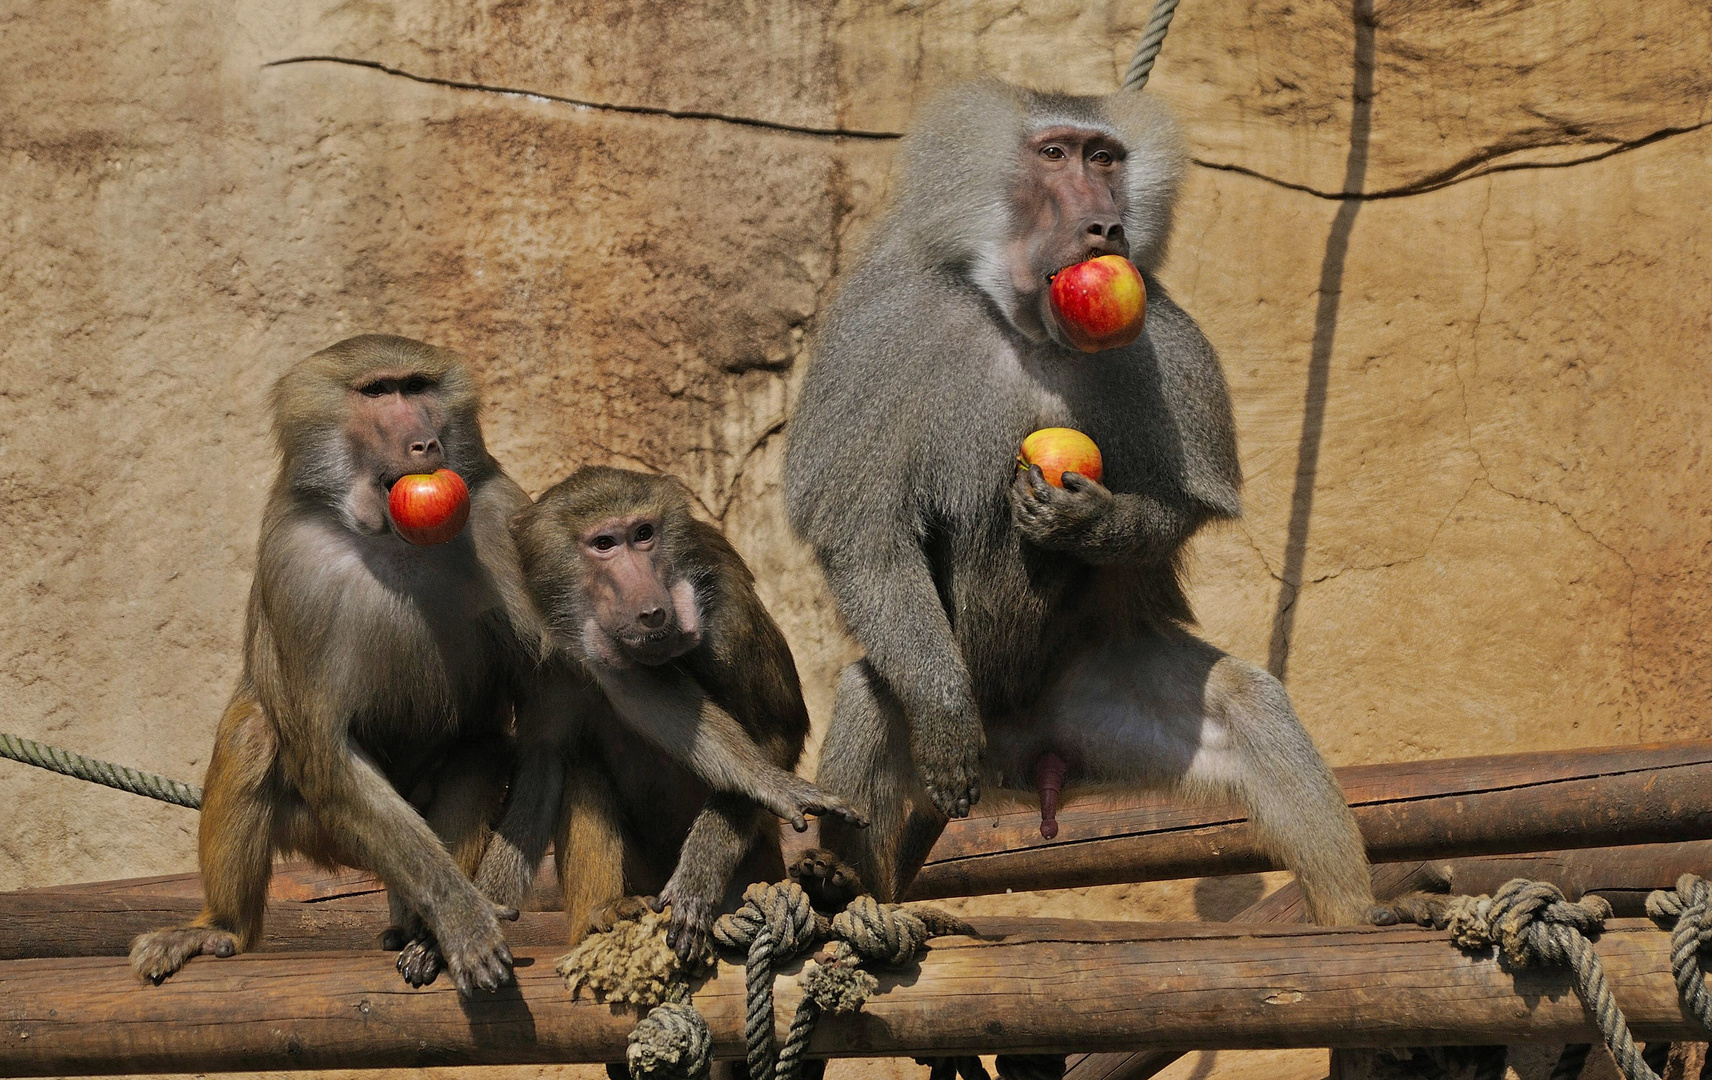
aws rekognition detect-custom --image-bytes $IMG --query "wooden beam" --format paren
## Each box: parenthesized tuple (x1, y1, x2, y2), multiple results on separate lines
(1062, 841, 1712, 1080)
(12, 841, 1703, 962)
(37, 742, 1712, 911)
(0, 918, 1706, 1076)
(910, 739, 1712, 900)
(0, 893, 573, 961)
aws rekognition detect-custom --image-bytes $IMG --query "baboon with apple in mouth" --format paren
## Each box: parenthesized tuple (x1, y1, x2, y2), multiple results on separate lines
(784, 81, 1380, 930)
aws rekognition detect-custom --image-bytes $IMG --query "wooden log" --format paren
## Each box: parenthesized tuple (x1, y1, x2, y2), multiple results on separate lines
(0, 918, 1706, 1076)
(910, 739, 1712, 900)
(1062, 842, 1712, 1080)
(27, 856, 568, 912)
(18, 840, 1694, 962)
(0, 893, 573, 961)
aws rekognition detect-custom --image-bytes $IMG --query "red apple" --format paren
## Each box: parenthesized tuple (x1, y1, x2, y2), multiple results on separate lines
(387, 469, 470, 546)
(1048, 254, 1146, 353)
(1017, 428, 1102, 488)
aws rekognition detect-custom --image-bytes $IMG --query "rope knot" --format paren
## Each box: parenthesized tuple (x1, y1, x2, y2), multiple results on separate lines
(713, 880, 819, 959)
(831, 895, 931, 967)
(1645, 873, 1712, 1031)
(1447, 878, 1609, 966)
(626, 1001, 712, 1080)
(801, 944, 879, 1014)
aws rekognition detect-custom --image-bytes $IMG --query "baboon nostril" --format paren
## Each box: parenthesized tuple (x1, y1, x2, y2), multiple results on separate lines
(639, 607, 667, 629)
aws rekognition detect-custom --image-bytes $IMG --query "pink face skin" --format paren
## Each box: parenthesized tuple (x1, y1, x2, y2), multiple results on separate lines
(1003, 126, 1131, 346)
(341, 371, 448, 535)
(577, 514, 703, 667)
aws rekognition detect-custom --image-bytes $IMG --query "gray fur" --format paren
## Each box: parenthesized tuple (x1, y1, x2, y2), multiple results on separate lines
(785, 81, 1374, 924)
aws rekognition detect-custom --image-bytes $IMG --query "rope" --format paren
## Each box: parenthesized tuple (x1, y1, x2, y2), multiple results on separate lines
(1645, 873, 1712, 1029)
(627, 1000, 712, 1080)
(711, 881, 823, 1080)
(0, 732, 201, 808)
(1121, 0, 1182, 92)
(1442, 878, 1658, 1080)
(699, 882, 956, 1080)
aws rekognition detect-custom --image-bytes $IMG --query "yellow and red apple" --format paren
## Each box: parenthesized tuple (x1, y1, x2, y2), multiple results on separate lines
(1017, 428, 1102, 488)
(388, 469, 471, 546)
(1048, 254, 1146, 352)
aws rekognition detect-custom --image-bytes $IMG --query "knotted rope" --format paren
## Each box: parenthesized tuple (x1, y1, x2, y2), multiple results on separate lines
(770, 895, 945, 1080)
(1442, 878, 1658, 1080)
(1645, 873, 1712, 1031)
(698, 882, 960, 1080)
(0, 732, 202, 808)
(627, 1000, 713, 1080)
(711, 881, 825, 1080)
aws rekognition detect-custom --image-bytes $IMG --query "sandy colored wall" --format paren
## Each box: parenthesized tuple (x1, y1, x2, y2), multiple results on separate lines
(2, 4, 1709, 1077)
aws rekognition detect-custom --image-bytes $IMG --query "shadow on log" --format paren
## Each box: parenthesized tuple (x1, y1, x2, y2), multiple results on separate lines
(0, 918, 1706, 1076)
(911, 739, 1712, 899)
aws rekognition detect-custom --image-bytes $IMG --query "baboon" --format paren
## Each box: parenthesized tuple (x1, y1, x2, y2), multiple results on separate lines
(130, 335, 532, 995)
(784, 81, 1378, 928)
(474, 466, 863, 959)
(129, 340, 859, 995)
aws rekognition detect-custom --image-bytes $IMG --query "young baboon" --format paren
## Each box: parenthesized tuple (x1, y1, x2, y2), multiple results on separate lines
(474, 466, 858, 959)
(784, 81, 1380, 928)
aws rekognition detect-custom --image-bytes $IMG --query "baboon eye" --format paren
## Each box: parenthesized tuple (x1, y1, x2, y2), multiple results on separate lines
(1090, 149, 1114, 166)
(592, 535, 617, 552)
(634, 523, 655, 542)
(1040, 145, 1066, 161)
(359, 381, 388, 397)
(402, 376, 433, 394)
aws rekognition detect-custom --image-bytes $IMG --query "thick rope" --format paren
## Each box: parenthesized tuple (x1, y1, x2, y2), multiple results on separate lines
(1444, 878, 1658, 1080)
(0, 732, 201, 808)
(1121, 0, 1182, 92)
(1645, 873, 1712, 1029)
(627, 1000, 712, 1080)
(711, 881, 822, 1080)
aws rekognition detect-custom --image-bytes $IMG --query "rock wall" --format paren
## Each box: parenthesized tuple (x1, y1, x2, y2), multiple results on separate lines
(2, 3, 1708, 1077)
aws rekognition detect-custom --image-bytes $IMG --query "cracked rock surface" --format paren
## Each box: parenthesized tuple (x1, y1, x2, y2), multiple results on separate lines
(1, 5, 1708, 1076)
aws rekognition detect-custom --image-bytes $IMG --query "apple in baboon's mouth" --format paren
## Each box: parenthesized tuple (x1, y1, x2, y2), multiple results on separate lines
(388, 469, 470, 546)
(1016, 428, 1102, 488)
(1049, 254, 1146, 352)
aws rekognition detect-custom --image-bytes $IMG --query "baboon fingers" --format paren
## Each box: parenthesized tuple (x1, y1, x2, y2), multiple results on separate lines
(128, 926, 240, 984)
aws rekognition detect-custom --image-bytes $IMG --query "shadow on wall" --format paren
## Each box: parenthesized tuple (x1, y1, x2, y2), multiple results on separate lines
(1267, 0, 1377, 681)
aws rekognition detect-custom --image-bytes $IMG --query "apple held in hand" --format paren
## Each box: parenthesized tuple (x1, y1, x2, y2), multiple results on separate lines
(1049, 254, 1146, 353)
(1017, 428, 1102, 488)
(388, 469, 471, 546)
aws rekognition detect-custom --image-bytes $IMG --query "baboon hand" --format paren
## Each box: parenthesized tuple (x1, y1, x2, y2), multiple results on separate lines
(394, 898, 518, 988)
(787, 847, 865, 913)
(434, 902, 515, 996)
(1009, 464, 1113, 552)
(650, 892, 716, 962)
(912, 711, 984, 819)
(588, 894, 652, 935)
(759, 773, 870, 832)
(129, 926, 240, 984)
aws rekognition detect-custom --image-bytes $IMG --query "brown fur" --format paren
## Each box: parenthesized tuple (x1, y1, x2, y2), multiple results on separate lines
(130, 335, 537, 995)
(476, 467, 854, 960)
